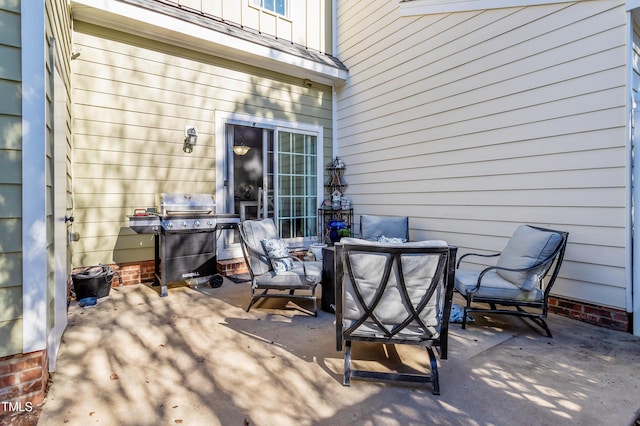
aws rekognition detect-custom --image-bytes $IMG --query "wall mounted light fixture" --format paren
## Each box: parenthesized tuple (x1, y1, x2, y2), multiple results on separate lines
(183, 126, 198, 153)
(233, 143, 251, 156)
(71, 45, 81, 60)
(233, 128, 251, 155)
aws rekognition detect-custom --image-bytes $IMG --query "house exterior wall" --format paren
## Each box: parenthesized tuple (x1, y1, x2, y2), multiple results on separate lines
(0, 0, 72, 415)
(171, 0, 332, 54)
(335, 0, 628, 311)
(71, 21, 333, 268)
(0, 1, 24, 359)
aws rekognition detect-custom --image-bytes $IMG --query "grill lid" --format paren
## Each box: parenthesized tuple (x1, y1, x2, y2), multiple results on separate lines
(156, 193, 215, 216)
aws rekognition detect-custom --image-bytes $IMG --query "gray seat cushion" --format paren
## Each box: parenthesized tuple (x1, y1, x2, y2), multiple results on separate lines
(496, 225, 563, 291)
(360, 215, 409, 241)
(240, 219, 278, 275)
(455, 268, 543, 302)
(253, 261, 321, 288)
(340, 238, 448, 335)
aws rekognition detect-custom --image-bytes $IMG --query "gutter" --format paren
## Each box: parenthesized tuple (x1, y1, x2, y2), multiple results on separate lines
(332, 0, 338, 160)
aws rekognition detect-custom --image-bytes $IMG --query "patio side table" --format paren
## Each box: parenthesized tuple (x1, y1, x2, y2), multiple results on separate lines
(321, 246, 336, 313)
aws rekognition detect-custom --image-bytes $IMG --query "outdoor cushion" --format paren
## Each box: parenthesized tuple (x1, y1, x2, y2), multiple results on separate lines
(261, 238, 294, 274)
(360, 215, 409, 241)
(340, 238, 448, 326)
(496, 225, 563, 291)
(340, 237, 446, 249)
(241, 219, 278, 275)
(253, 261, 322, 287)
(376, 235, 407, 244)
(455, 269, 543, 302)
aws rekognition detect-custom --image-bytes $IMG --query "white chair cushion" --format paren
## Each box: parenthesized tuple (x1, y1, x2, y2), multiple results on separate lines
(455, 269, 543, 301)
(340, 238, 448, 327)
(496, 225, 563, 291)
(241, 219, 278, 275)
(254, 261, 322, 287)
(340, 237, 447, 249)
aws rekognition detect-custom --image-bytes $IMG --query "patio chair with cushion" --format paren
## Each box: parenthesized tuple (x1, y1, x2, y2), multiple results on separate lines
(335, 237, 457, 394)
(455, 224, 569, 337)
(238, 218, 322, 316)
(359, 214, 409, 242)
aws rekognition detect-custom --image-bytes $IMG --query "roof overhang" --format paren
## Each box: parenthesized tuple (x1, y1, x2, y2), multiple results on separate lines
(71, 0, 348, 85)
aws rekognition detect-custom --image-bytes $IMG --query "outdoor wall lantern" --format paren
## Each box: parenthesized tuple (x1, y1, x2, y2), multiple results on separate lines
(183, 126, 198, 153)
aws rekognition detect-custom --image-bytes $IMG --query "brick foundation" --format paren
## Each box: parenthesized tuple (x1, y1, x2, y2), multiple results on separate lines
(73, 260, 633, 333)
(73, 258, 250, 291)
(549, 296, 630, 332)
(217, 258, 248, 275)
(110, 260, 156, 286)
(0, 350, 48, 416)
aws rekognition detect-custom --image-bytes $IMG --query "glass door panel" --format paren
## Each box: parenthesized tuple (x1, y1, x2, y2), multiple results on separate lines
(276, 130, 318, 242)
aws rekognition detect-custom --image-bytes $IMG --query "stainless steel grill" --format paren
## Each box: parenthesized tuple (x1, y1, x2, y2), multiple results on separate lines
(129, 193, 240, 297)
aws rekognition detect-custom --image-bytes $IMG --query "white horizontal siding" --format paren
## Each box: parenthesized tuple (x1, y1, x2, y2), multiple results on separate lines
(336, 0, 628, 309)
(71, 21, 333, 267)
(0, 2, 23, 357)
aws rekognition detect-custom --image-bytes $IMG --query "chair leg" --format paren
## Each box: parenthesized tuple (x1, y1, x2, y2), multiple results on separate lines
(246, 289, 268, 312)
(343, 340, 352, 386)
(246, 296, 258, 312)
(426, 346, 440, 395)
(530, 316, 553, 338)
(461, 298, 470, 330)
(515, 307, 553, 337)
(343, 342, 441, 394)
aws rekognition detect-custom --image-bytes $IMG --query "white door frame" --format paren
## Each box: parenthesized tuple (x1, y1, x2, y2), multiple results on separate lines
(50, 42, 70, 370)
(214, 110, 323, 260)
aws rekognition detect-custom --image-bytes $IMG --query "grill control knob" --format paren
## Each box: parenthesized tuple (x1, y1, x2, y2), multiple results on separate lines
(181, 220, 187, 227)
(207, 220, 214, 226)
(194, 220, 200, 227)
(166, 221, 173, 228)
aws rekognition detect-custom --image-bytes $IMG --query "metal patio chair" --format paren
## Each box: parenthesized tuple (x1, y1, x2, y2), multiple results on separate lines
(335, 237, 457, 394)
(359, 214, 409, 241)
(238, 218, 321, 316)
(455, 224, 569, 337)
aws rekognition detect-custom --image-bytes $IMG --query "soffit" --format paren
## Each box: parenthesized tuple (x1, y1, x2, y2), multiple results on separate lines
(71, 0, 348, 85)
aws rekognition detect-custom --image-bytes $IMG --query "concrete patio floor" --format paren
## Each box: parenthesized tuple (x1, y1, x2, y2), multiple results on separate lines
(38, 278, 640, 426)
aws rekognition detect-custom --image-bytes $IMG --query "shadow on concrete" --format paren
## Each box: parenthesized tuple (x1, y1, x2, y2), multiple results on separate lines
(38, 280, 640, 425)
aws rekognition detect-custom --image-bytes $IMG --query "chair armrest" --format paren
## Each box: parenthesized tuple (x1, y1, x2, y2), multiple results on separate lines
(467, 253, 560, 294)
(262, 252, 317, 282)
(456, 252, 500, 268)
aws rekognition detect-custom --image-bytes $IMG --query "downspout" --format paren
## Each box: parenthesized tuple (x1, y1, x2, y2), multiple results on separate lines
(627, 8, 639, 336)
(332, 0, 338, 160)
(629, 91, 636, 334)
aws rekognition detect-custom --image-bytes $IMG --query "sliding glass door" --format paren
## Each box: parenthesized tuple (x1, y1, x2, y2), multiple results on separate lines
(275, 130, 318, 240)
(217, 119, 321, 258)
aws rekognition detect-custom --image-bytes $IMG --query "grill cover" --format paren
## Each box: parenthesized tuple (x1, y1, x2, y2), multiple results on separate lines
(156, 193, 215, 216)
